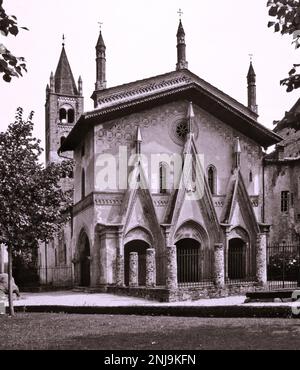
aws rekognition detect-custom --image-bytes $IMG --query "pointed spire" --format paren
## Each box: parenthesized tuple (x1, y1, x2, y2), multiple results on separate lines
(234, 137, 241, 168)
(46, 84, 50, 95)
(54, 46, 79, 95)
(78, 75, 83, 96)
(136, 126, 142, 154)
(177, 19, 185, 37)
(176, 18, 188, 71)
(96, 30, 106, 48)
(95, 28, 107, 91)
(247, 60, 258, 114)
(187, 101, 194, 133)
(247, 61, 256, 83)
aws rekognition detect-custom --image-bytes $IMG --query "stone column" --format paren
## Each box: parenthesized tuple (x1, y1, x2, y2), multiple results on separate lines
(214, 243, 225, 288)
(256, 233, 267, 286)
(129, 252, 138, 287)
(116, 254, 124, 287)
(166, 245, 177, 289)
(146, 248, 156, 288)
(116, 230, 124, 287)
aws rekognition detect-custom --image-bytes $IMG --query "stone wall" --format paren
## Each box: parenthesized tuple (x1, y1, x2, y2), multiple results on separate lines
(264, 161, 300, 243)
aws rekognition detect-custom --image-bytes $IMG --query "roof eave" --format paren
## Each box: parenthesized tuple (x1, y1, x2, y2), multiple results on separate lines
(61, 84, 281, 152)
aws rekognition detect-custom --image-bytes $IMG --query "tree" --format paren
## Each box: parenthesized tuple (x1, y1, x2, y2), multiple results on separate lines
(0, 0, 28, 82)
(0, 108, 73, 316)
(267, 0, 300, 91)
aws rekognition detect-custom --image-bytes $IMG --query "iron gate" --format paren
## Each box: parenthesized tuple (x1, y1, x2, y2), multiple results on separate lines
(267, 243, 300, 289)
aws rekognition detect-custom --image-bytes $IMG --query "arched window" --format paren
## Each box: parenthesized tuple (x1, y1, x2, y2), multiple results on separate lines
(59, 104, 75, 124)
(207, 165, 216, 195)
(249, 171, 253, 183)
(68, 109, 75, 124)
(159, 163, 168, 194)
(59, 108, 67, 122)
(60, 136, 66, 147)
(81, 168, 85, 199)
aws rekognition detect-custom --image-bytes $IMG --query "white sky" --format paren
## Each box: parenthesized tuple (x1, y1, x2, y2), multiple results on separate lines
(0, 0, 299, 158)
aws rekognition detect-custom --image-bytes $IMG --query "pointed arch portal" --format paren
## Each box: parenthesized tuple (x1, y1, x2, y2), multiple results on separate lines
(228, 238, 246, 280)
(176, 238, 202, 284)
(124, 240, 149, 286)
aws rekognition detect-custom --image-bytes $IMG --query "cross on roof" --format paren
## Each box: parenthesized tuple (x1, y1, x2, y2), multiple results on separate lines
(249, 53, 253, 62)
(62, 34, 65, 47)
(177, 8, 183, 19)
(98, 21, 103, 30)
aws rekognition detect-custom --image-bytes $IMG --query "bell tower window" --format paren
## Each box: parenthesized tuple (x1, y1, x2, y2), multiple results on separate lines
(68, 109, 75, 124)
(59, 104, 75, 124)
(59, 108, 67, 123)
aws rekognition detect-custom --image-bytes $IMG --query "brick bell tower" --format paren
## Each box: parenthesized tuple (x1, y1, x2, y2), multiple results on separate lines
(45, 37, 84, 166)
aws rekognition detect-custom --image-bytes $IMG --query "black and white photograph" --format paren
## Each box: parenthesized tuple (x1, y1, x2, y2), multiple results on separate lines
(0, 0, 300, 355)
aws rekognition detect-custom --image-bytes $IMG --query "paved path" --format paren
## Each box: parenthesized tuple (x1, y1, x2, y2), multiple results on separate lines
(4, 291, 299, 308)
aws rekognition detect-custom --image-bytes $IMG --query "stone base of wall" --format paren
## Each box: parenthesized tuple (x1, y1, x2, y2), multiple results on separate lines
(107, 286, 171, 302)
(107, 283, 267, 302)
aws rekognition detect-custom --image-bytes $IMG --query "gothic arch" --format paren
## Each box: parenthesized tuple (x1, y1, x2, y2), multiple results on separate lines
(228, 226, 250, 244)
(227, 226, 254, 280)
(124, 226, 153, 247)
(174, 219, 210, 247)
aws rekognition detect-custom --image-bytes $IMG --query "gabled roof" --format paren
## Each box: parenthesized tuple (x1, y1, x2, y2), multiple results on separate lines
(221, 168, 259, 234)
(60, 68, 282, 152)
(55, 46, 79, 96)
(164, 132, 221, 241)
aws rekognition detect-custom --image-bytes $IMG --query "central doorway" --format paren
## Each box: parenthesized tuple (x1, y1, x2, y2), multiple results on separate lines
(228, 238, 246, 280)
(176, 238, 201, 284)
(124, 240, 148, 286)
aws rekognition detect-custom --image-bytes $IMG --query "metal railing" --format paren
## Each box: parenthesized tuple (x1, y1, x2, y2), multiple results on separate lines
(225, 243, 256, 285)
(267, 243, 300, 290)
(177, 247, 214, 288)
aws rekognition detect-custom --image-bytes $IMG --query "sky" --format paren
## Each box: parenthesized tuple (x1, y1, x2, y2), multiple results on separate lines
(0, 0, 300, 158)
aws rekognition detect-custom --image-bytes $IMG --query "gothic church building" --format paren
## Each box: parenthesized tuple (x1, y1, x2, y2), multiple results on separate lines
(39, 20, 282, 301)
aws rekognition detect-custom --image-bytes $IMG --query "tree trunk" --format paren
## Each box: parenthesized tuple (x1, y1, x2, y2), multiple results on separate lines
(8, 245, 15, 316)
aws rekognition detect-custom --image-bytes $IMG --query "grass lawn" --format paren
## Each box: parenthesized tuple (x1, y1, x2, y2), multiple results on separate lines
(0, 313, 300, 350)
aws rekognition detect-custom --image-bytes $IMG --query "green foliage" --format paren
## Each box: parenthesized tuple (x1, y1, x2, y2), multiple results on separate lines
(267, 0, 300, 91)
(0, 107, 73, 252)
(0, 0, 28, 82)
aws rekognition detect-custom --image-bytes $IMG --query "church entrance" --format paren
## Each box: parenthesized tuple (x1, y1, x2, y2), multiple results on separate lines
(176, 238, 201, 284)
(124, 240, 148, 286)
(80, 233, 90, 287)
(228, 238, 246, 280)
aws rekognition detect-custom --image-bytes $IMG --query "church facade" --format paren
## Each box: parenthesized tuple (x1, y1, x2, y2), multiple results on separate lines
(38, 20, 282, 301)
